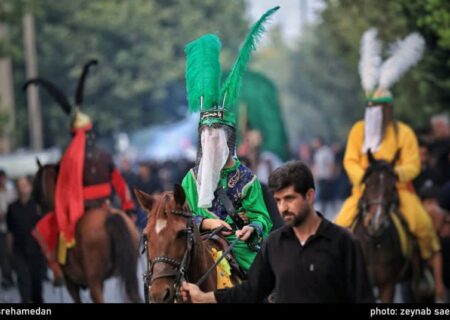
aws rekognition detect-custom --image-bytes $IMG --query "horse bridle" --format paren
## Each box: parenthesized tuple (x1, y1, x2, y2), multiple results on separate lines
(359, 172, 399, 237)
(142, 209, 195, 303)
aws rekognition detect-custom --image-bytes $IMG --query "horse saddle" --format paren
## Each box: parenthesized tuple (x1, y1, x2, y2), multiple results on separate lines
(201, 232, 246, 284)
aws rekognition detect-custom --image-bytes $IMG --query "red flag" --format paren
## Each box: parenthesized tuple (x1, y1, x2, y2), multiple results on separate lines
(55, 125, 91, 245)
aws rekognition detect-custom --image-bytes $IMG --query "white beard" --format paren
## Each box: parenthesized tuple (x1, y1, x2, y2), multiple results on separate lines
(362, 106, 383, 153)
(197, 127, 230, 208)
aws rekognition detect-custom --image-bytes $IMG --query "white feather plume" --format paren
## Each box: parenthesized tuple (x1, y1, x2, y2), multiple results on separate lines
(359, 28, 382, 92)
(379, 33, 425, 90)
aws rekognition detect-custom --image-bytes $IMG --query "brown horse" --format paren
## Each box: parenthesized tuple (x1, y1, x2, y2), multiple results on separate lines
(353, 150, 432, 302)
(33, 162, 141, 303)
(135, 184, 241, 303)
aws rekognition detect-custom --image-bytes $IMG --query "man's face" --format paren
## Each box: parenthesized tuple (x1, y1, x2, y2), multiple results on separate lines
(311, 138, 321, 150)
(423, 198, 439, 216)
(138, 165, 149, 178)
(16, 177, 32, 198)
(0, 175, 6, 188)
(273, 185, 314, 227)
(419, 146, 429, 167)
(432, 120, 450, 139)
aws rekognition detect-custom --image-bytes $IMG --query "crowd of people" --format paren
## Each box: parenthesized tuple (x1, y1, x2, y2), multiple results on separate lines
(296, 137, 350, 220)
(0, 8, 449, 302)
(0, 112, 449, 303)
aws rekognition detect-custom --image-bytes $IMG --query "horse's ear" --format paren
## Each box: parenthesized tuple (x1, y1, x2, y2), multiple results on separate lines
(173, 184, 186, 207)
(36, 157, 42, 169)
(391, 149, 401, 166)
(367, 149, 376, 164)
(134, 188, 154, 213)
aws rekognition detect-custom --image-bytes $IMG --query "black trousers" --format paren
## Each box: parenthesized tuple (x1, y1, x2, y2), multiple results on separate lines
(0, 232, 13, 283)
(12, 248, 46, 303)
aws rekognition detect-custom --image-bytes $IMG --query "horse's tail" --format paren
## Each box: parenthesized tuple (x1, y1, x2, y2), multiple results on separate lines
(105, 213, 141, 303)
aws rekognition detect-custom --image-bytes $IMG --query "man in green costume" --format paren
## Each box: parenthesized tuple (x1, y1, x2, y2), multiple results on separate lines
(181, 7, 279, 272)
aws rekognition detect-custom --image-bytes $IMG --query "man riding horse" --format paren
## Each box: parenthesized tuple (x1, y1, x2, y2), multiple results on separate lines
(334, 29, 445, 301)
(26, 60, 136, 283)
(181, 8, 278, 272)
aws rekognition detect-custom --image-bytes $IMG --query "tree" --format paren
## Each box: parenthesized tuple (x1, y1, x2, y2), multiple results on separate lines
(9, 0, 249, 148)
(257, 0, 450, 150)
(315, 0, 450, 130)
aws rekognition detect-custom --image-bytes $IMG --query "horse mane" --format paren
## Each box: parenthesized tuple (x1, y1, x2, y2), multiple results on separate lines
(361, 159, 397, 184)
(32, 166, 44, 202)
(33, 164, 59, 213)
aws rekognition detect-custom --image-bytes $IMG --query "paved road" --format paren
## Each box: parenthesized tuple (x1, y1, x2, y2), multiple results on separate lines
(0, 255, 147, 303)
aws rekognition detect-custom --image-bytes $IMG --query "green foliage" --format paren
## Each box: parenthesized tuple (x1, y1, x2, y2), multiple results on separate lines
(5, 0, 449, 151)
(254, 0, 450, 148)
(316, 0, 450, 131)
(0, 108, 10, 135)
(7, 0, 249, 148)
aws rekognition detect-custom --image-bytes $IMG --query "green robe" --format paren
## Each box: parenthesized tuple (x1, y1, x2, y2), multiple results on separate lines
(181, 159, 272, 271)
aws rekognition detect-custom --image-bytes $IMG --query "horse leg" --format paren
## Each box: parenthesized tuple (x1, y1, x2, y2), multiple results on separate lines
(379, 284, 395, 303)
(65, 276, 82, 303)
(87, 279, 104, 303)
(78, 211, 110, 303)
(83, 251, 107, 303)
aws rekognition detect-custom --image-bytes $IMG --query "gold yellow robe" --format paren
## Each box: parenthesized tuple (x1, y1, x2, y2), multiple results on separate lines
(335, 120, 440, 259)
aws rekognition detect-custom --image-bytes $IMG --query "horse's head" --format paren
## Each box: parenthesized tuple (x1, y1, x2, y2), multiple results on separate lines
(33, 158, 59, 214)
(359, 149, 400, 236)
(135, 184, 195, 303)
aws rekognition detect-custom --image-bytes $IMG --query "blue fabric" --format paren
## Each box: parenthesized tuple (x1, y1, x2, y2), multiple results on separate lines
(207, 164, 254, 219)
(193, 215, 205, 227)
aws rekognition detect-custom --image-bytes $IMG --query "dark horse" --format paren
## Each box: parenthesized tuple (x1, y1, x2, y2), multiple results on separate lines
(33, 162, 141, 303)
(353, 150, 433, 302)
(135, 185, 241, 303)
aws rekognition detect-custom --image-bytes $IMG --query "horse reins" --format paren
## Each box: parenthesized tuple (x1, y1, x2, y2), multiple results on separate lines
(195, 234, 241, 287)
(142, 209, 195, 303)
(141, 210, 243, 303)
(360, 171, 400, 235)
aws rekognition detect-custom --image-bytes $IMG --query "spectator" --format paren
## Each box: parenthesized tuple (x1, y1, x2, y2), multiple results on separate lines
(240, 156, 284, 231)
(429, 114, 450, 185)
(311, 136, 335, 219)
(414, 142, 440, 193)
(298, 143, 313, 166)
(431, 114, 450, 140)
(6, 176, 46, 303)
(438, 182, 450, 300)
(0, 169, 16, 289)
(118, 157, 138, 188)
(134, 162, 162, 195)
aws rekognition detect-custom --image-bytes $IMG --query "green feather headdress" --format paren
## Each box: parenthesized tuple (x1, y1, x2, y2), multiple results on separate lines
(185, 34, 222, 113)
(185, 6, 280, 128)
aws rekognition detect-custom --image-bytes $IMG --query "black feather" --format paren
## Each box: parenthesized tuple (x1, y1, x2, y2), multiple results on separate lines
(75, 59, 98, 107)
(23, 78, 72, 115)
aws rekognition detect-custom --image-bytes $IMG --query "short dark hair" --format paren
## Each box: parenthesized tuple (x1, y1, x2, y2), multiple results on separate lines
(419, 186, 440, 201)
(268, 161, 315, 196)
(314, 136, 324, 145)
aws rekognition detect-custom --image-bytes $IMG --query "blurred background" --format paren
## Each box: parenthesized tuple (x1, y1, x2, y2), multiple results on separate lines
(0, 0, 449, 302)
(0, 0, 449, 166)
